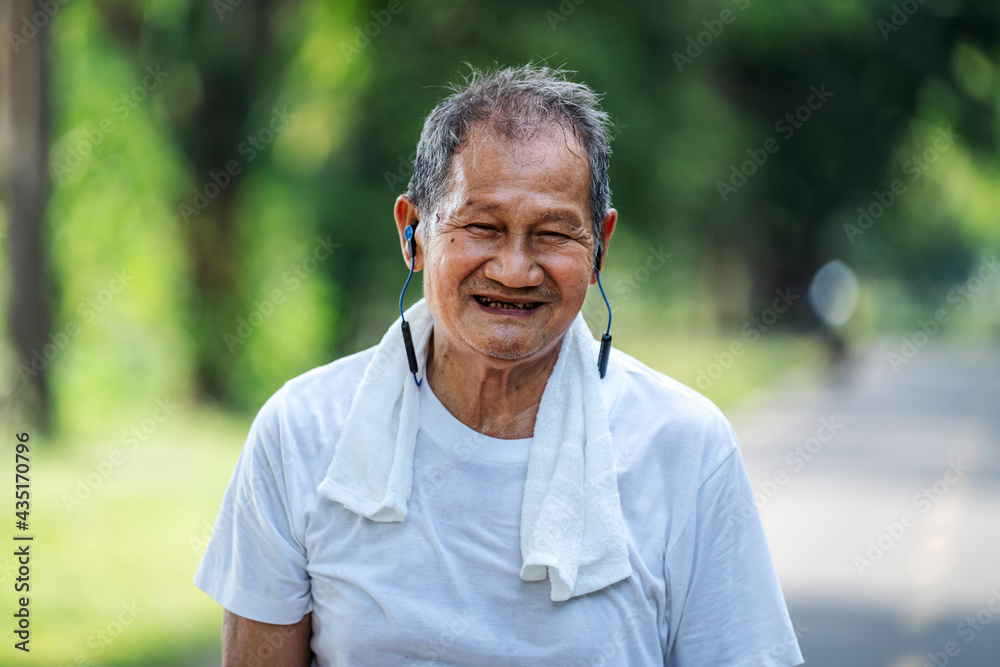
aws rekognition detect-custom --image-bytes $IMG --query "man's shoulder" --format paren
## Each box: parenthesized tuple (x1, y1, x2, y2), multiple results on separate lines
(276, 345, 377, 405)
(612, 346, 731, 429)
(609, 346, 740, 476)
(237, 345, 381, 492)
(251, 344, 378, 442)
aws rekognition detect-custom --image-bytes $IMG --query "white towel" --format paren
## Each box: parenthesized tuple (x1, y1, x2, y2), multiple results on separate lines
(318, 297, 632, 601)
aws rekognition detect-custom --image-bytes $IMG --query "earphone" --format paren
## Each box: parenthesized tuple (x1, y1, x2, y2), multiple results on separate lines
(399, 221, 422, 386)
(594, 238, 613, 379)
(398, 219, 613, 385)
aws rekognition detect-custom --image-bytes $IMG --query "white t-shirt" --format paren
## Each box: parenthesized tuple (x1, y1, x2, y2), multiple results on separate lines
(194, 343, 803, 666)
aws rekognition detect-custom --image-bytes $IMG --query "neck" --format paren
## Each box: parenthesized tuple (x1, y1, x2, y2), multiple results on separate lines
(425, 327, 563, 440)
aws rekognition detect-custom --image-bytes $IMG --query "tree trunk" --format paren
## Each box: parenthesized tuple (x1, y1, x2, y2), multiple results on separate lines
(1, 0, 52, 428)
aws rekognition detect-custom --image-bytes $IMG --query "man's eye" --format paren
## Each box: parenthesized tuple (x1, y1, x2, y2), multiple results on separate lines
(541, 231, 569, 239)
(466, 224, 496, 232)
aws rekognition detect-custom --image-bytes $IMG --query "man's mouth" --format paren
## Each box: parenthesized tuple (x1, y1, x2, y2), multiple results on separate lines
(473, 295, 543, 311)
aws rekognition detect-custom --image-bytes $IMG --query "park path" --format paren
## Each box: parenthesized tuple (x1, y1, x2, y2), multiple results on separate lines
(727, 341, 1000, 667)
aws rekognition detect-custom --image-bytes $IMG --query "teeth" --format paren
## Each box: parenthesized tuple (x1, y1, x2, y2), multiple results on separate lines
(476, 296, 537, 310)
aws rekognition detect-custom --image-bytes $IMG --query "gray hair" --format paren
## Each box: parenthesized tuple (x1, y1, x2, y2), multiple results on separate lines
(407, 63, 613, 245)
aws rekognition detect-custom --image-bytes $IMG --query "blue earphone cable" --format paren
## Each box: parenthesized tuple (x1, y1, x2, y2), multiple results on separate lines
(596, 270, 612, 337)
(399, 251, 422, 387)
(399, 255, 415, 322)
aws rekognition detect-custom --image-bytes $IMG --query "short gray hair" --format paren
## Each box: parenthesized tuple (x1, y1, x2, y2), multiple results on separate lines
(407, 63, 613, 244)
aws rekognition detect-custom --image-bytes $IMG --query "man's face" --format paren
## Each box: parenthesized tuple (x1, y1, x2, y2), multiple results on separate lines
(418, 123, 611, 364)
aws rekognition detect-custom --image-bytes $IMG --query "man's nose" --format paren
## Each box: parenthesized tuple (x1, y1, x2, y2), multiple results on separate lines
(483, 236, 544, 288)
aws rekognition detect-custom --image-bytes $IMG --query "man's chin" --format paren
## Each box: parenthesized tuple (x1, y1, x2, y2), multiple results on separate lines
(458, 331, 545, 363)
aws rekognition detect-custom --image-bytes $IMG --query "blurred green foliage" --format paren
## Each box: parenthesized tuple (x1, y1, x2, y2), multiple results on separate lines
(2, 0, 997, 424)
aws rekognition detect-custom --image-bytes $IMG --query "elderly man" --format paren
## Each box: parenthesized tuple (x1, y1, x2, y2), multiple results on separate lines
(195, 64, 803, 666)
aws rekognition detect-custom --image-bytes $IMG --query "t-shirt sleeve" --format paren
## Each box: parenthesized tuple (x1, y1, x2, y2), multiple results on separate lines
(193, 393, 312, 624)
(664, 423, 803, 667)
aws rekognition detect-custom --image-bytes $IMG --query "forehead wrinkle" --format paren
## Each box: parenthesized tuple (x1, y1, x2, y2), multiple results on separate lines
(465, 120, 577, 175)
(448, 124, 589, 222)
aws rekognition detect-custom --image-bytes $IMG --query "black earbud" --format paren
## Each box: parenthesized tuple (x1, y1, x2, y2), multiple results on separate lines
(405, 223, 417, 261)
(400, 219, 421, 386)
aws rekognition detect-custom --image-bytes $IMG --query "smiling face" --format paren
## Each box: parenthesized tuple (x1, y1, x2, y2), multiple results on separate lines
(415, 122, 614, 365)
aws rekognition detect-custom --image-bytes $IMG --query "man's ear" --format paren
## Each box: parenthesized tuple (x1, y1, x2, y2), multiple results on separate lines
(591, 208, 618, 285)
(394, 194, 423, 270)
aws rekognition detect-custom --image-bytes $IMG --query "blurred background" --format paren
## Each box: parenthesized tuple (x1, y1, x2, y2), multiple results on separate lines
(1, 0, 998, 664)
